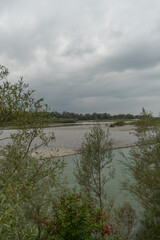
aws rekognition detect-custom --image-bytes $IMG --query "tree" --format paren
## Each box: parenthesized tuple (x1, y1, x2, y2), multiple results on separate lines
(0, 65, 64, 239)
(122, 108, 160, 239)
(75, 125, 114, 210)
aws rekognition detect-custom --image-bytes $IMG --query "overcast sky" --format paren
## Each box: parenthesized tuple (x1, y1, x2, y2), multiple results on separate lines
(0, 0, 160, 115)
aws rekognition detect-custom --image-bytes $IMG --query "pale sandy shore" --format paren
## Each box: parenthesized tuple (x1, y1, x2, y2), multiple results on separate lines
(0, 123, 137, 157)
(37, 124, 137, 157)
(37, 144, 136, 157)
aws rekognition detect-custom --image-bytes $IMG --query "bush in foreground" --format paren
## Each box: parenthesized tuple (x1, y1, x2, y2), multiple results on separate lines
(42, 191, 114, 240)
(123, 108, 160, 239)
(0, 65, 64, 239)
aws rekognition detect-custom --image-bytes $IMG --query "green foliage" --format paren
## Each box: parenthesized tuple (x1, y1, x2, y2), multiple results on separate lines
(0, 129, 64, 238)
(0, 65, 48, 127)
(47, 118, 77, 124)
(110, 120, 125, 128)
(0, 65, 64, 239)
(75, 125, 114, 209)
(136, 211, 160, 240)
(111, 202, 136, 240)
(50, 111, 138, 121)
(43, 191, 106, 240)
(123, 108, 160, 239)
(0, 65, 9, 80)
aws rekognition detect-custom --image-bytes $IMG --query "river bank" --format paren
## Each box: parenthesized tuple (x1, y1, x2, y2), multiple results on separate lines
(37, 124, 136, 157)
(0, 123, 136, 157)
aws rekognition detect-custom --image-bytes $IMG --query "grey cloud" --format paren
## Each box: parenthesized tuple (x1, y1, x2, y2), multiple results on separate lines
(1, 0, 160, 115)
(90, 41, 160, 74)
(63, 46, 95, 57)
(34, 63, 159, 107)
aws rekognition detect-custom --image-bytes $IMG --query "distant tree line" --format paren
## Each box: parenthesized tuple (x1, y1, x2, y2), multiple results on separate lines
(49, 111, 139, 121)
(1, 110, 140, 126)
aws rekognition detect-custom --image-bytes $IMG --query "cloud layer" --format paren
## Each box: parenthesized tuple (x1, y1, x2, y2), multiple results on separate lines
(0, 0, 160, 115)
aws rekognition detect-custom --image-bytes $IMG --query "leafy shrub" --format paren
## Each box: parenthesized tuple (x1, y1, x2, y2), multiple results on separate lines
(0, 65, 64, 239)
(136, 211, 160, 240)
(123, 109, 160, 239)
(110, 121, 125, 127)
(42, 191, 112, 240)
(111, 202, 136, 240)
